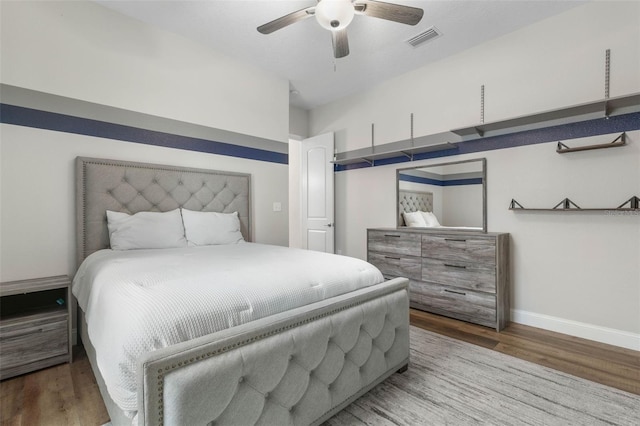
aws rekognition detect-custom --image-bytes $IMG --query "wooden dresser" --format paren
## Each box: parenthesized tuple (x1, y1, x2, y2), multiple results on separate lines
(368, 228, 510, 331)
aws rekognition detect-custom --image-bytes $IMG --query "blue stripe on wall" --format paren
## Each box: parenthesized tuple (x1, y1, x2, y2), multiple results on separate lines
(336, 112, 640, 171)
(399, 174, 483, 186)
(0, 103, 288, 164)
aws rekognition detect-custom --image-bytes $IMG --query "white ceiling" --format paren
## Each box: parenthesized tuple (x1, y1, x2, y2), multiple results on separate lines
(95, 0, 586, 110)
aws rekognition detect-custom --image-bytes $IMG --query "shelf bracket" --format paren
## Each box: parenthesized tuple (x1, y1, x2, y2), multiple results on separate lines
(399, 151, 413, 160)
(617, 195, 640, 209)
(465, 126, 485, 137)
(553, 198, 581, 210)
(509, 199, 525, 209)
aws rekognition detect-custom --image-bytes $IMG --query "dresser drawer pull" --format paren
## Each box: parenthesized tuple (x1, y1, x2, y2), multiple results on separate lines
(384, 234, 401, 238)
(444, 264, 467, 269)
(385, 256, 401, 260)
(444, 238, 466, 242)
(444, 289, 467, 296)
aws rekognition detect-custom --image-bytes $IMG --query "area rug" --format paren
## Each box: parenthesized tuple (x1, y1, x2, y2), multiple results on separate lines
(325, 326, 639, 425)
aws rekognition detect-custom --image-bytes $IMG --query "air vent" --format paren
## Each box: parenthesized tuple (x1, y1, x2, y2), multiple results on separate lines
(406, 26, 442, 48)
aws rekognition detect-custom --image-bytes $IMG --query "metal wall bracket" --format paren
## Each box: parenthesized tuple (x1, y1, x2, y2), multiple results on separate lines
(556, 132, 625, 153)
(553, 198, 581, 209)
(618, 196, 640, 209)
(509, 199, 525, 209)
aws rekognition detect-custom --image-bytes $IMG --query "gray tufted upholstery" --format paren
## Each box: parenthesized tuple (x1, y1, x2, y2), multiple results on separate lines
(75, 158, 410, 426)
(139, 278, 410, 426)
(398, 190, 433, 226)
(76, 157, 251, 266)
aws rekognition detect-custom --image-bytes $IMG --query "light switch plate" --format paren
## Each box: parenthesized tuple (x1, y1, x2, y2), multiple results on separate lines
(273, 202, 282, 212)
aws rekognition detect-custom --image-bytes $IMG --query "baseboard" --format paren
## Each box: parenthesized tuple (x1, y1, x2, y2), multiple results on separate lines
(511, 309, 640, 351)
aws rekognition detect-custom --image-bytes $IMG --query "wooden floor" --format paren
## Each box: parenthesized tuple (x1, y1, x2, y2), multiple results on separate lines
(1, 310, 638, 425)
(410, 310, 640, 396)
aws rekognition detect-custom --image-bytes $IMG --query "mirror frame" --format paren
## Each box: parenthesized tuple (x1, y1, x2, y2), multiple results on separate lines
(396, 158, 487, 233)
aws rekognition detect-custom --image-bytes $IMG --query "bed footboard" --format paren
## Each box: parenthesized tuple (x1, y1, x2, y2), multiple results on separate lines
(138, 277, 409, 426)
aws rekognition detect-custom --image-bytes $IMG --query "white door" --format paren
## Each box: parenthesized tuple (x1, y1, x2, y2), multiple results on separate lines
(301, 132, 334, 253)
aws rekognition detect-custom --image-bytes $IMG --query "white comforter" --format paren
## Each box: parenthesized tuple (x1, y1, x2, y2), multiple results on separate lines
(72, 243, 384, 416)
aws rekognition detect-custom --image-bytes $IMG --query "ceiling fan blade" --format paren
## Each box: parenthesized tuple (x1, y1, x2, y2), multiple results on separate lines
(257, 7, 315, 34)
(354, 0, 423, 26)
(332, 28, 350, 58)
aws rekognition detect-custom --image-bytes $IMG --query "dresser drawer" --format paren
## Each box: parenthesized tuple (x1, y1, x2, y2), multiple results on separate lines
(369, 230, 421, 256)
(422, 235, 496, 264)
(422, 258, 496, 293)
(368, 252, 421, 280)
(409, 281, 496, 328)
(0, 314, 68, 371)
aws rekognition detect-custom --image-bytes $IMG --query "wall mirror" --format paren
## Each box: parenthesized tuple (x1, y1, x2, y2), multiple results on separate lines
(396, 158, 487, 232)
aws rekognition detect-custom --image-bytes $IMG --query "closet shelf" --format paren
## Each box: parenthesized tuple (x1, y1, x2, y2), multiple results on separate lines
(509, 196, 640, 212)
(333, 134, 458, 166)
(451, 93, 640, 139)
(556, 133, 625, 153)
(333, 92, 640, 166)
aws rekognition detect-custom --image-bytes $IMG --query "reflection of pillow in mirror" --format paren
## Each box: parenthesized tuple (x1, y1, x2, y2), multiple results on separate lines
(420, 211, 441, 227)
(403, 211, 427, 227)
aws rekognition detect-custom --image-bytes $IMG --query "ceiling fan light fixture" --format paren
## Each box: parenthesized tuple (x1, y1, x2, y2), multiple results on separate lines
(315, 0, 355, 31)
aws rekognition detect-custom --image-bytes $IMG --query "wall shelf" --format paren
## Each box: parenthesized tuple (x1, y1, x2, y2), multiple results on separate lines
(333, 141, 457, 166)
(333, 92, 640, 167)
(332, 126, 461, 166)
(451, 93, 640, 139)
(509, 196, 640, 212)
(556, 133, 626, 153)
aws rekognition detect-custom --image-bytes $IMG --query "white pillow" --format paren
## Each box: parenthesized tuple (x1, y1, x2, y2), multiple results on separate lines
(420, 211, 441, 227)
(402, 211, 427, 227)
(106, 209, 187, 250)
(181, 209, 245, 246)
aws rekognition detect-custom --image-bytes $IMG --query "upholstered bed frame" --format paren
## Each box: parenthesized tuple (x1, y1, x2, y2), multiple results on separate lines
(75, 157, 410, 426)
(397, 190, 434, 226)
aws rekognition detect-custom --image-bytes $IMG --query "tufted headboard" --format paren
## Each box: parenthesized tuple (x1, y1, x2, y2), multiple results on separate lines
(75, 157, 251, 267)
(397, 190, 433, 226)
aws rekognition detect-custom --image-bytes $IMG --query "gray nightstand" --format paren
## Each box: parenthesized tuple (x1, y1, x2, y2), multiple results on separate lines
(0, 275, 72, 380)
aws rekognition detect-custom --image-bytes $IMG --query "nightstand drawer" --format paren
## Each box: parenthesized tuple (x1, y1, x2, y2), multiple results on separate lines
(368, 252, 421, 280)
(409, 281, 496, 328)
(422, 235, 496, 263)
(0, 314, 68, 371)
(368, 230, 421, 256)
(422, 258, 496, 293)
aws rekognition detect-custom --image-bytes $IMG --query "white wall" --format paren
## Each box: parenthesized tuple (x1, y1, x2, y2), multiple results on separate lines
(311, 1, 640, 349)
(289, 106, 310, 140)
(0, 0, 290, 281)
(442, 184, 483, 228)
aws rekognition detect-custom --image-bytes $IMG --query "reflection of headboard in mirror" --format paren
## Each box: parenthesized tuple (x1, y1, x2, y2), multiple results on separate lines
(398, 190, 433, 226)
(396, 158, 487, 232)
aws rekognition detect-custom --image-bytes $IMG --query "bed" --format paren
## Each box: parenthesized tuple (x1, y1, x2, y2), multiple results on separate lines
(397, 189, 482, 230)
(397, 190, 434, 226)
(73, 156, 410, 426)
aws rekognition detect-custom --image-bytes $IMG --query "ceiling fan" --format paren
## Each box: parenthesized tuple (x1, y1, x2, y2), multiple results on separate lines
(257, 0, 424, 59)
